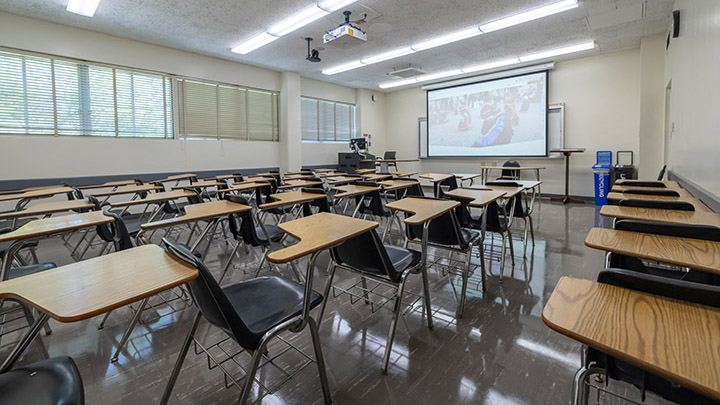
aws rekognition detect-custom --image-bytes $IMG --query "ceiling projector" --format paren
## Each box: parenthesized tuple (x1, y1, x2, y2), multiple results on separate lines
(323, 11, 367, 47)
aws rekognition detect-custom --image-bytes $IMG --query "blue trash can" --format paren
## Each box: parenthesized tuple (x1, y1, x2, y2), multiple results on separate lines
(593, 151, 612, 206)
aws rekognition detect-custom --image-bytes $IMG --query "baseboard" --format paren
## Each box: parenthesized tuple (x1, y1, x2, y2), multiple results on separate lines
(668, 170, 720, 212)
(0, 167, 280, 191)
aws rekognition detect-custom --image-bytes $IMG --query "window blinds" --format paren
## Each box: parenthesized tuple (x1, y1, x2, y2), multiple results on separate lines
(300, 96, 356, 142)
(177, 78, 278, 141)
(0, 50, 173, 138)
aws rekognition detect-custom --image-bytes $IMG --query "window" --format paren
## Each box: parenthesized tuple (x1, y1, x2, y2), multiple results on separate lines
(0, 50, 173, 138)
(177, 78, 278, 141)
(301, 97, 355, 142)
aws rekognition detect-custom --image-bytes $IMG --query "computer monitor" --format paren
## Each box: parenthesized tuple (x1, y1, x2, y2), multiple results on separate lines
(350, 137, 367, 153)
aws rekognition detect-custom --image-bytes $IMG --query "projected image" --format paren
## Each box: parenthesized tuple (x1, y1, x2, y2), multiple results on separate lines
(427, 71, 547, 157)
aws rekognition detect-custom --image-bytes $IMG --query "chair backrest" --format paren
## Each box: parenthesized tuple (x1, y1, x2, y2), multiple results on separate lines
(300, 187, 329, 216)
(162, 238, 257, 349)
(617, 180, 665, 188)
(354, 181, 388, 217)
(622, 189, 680, 197)
(405, 196, 470, 249)
(501, 160, 521, 179)
(232, 173, 244, 182)
(486, 181, 525, 217)
(101, 209, 134, 251)
(437, 176, 458, 198)
(225, 195, 268, 247)
(383, 151, 396, 160)
(618, 199, 694, 211)
(403, 180, 425, 197)
(657, 165, 667, 181)
(330, 229, 404, 282)
(614, 219, 720, 241)
(598, 268, 720, 308)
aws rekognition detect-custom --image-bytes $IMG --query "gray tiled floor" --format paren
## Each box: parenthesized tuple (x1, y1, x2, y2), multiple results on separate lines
(0, 200, 673, 404)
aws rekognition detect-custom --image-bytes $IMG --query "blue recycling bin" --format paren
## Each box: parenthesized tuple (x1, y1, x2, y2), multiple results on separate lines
(593, 151, 612, 206)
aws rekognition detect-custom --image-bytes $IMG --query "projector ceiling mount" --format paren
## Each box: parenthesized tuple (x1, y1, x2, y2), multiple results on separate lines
(304, 37, 321, 63)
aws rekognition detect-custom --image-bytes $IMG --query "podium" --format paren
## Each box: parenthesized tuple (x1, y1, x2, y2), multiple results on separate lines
(338, 152, 375, 174)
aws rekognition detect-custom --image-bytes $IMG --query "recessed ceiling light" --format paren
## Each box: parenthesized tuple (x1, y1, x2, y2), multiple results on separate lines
(323, 0, 579, 75)
(66, 0, 101, 17)
(322, 61, 366, 75)
(411, 27, 483, 52)
(518, 41, 595, 62)
(232, 0, 358, 54)
(479, 0, 578, 33)
(378, 40, 595, 89)
(231, 32, 278, 55)
(267, 5, 329, 37)
(361, 47, 415, 65)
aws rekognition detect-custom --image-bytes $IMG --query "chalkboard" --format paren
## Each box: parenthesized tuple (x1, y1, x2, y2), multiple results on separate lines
(418, 103, 565, 159)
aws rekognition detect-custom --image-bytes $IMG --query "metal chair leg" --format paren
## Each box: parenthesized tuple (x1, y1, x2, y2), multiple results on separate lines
(98, 310, 113, 330)
(307, 317, 332, 404)
(499, 233, 507, 283)
(317, 263, 337, 329)
(219, 241, 242, 282)
(529, 216, 536, 246)
(238, 343, 267, 404)
(253, 247, 270, 278)
(572, 365, 605, 405)
(160, 310, 202, 405)
(111, 297, 149, 362)
(420, 267, 433, 330)
(507, 229, 515, 265)
(360, 277, 370, 305)
(522, 217, 529, 258)
(458, 246, 472, 318)
(381, 278, 407, 374)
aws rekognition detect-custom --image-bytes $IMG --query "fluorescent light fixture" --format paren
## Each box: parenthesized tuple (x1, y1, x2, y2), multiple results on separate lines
(66, 0, 101, 16)
(321, 60, 365, 75)
(461, 57, 520, 73)
(231, 32, 279, 54)
(361, 47, 415, 65)
(411, 27, 482, 51)
(267, 5, 329, 37)
(417, 69, 463, 82)
(378, 40, 595, 89)
(519, 41, 595, 62)
(379, 78, 419, 89)
(479, 0, 578, 33)
(318, 0, 358, 12)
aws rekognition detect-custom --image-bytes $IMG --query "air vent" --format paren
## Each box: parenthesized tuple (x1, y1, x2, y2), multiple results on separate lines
(389, 64, 425, 78)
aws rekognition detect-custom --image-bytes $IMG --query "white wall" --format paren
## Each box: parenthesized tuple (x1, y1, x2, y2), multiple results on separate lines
(386, 49, 644, 197)
(0, 12, 360, 179)
(664, 0, 720, 197)
(638, 34, 667, 179)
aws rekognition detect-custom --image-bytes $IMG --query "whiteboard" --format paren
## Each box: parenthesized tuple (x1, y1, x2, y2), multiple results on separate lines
(418, 102, 564, 159)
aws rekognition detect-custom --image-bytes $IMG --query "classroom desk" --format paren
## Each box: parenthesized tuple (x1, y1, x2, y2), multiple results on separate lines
(599, 205, 720, 228)
(0, 185, 61, 196)
(392, 171, 417, 178)
(219, 181, 269, 193)
(313, 168, 337, 173)
(90, 184, 162, 198)
(0, 199, 94, 221)
(326, 176, 359, 186)
(585, 227, 720, 274)
(214, 174, 240, 180)
(362, 174, 393, 181)
(0, 211, 113, 280)
(245, 176, 276, 182)
(259, 190, 327, 211)
(478, 165, 545, 183)
(284, 174, 316, 181)
(159, 173, 198, 182)
(543, 276, 720, 401)
(419, 173, 455, 198)
(606, 192, 709, 212)
(615, 180, 680, 188)
(0, 186, 74, 205)
(109, 190, 195, 208)
(444, 188, 507, 208)
(332, 185, 380, 217)
(0, 244, 198, 373)
(481, 184, 524, 199)
(378, 180, 418, 192)
(355, 168, 377, 174)
(254, 172, 281, 178)
(611, 183, 683, 192)
(76, 180, 139, 190)
(285, 171, 313, 176)
(278, 180, 323, 190)
(317, 171, 346, 178)
(376, 159, 419, 173)
(171, 180, 224, 190)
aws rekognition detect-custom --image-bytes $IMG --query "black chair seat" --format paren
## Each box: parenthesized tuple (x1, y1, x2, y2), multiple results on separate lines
(468, 215, 507, 233)
(0, 356, 84, 404)
(222, 276, 322, 350)
(7, 262, 56, 280)
(385, 245, 422, 273)
(255, 224, 284, 243)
